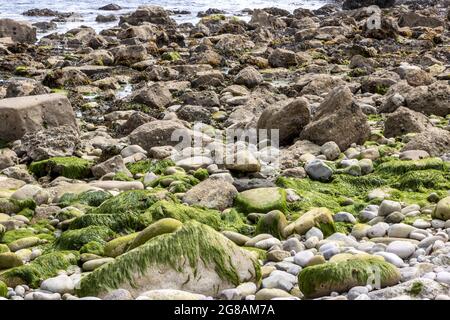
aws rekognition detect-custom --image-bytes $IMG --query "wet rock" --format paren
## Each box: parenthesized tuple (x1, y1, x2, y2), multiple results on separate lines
(401, 128, 450, 157)
(234, 66, 264, 88)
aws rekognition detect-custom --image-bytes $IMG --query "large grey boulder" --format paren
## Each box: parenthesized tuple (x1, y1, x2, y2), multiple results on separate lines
(182, 178, 238, 211)
(257, 98, 310, 146)
(0, 19, 36, 43)
(128, 120, 191, 153)
(300, 86, 370, 150)
(0, 94, 77, 142)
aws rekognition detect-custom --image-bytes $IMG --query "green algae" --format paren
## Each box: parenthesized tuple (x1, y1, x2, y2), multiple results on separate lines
(234, 188, 288, 214)
(29, 157, 93, 179)
(76, 221, 260, 297)
(0, 251, 79, 288)
(0, 280, 7, 297)
(59, 190, 112, 208)
(298, 256, 400, 298)
(126, 159, 175, 175)
(80, 241, 105, 256)
(53, 226, 115, 251)
(90, 190, 164, 215)
(69, 212, 153, 233)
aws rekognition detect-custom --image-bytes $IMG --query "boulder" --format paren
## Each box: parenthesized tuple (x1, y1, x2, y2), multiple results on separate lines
(285, 207, 335, 237)
(128, 218, 183, 250)
(17, 125, 80, 161)
(405, 82, 450, 117)
(0, 94, 77, 142)
(234, 187, 287, 214)
(234, 66, 264, 88)
(268, 48, 299, 68)
(299, 255, 400, 298)
(432, 196, 450, 221)
(76, 221, 260, 298)
(130, 83, 173, 110)
(401, 128, 450, 157)
(0, 19, 36, 43)
(129, 120, 191, 153)
(300, 86, 370, 150)
(91, 155, 132, 179)
(119, 6, 176, 27)
(398, 12, 444, 28)
(383, 107, 431, 138)
(257, 98, 310, 146)
(182, 178, 238, 211)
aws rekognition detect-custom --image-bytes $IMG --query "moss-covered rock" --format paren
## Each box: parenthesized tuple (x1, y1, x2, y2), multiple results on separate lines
(193, 168, 209, 181)
(90, 189, 165, 215)
(0, 252, 24, 269)
(80, 241, 105, 256)
(69, 212, 152, 233)
(59, 190, 112, 208)
(285, 207, 336, 237)
(298, 256, 400, 298)
(53, 226, 115, 251)
(234, 187, 287, 214)
(8, 236, 43, 252)
(0, 243, 10, 254)
(0, 280, 7, 297)
(76, 221, 260, 298)
(255, 210, 288, 239)
(29, 157, 93, 179)
(432, 196, 450, 221)
(0, 198, 36, 215)
(376, 158, 446, 175)
(0, 251, 79, 288)
(146, 200, 223, 230)
(126, 159, 175, 175)
(104, 233, 139, 258)
(128, 218, 182, 250)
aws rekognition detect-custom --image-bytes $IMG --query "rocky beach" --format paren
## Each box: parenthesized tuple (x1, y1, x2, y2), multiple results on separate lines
(0, 0, 449, 301)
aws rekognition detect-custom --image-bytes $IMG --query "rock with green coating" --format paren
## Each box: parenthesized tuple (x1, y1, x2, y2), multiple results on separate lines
(8, 236, 43, 252)
(0, 252, 24, 269)
(0, 280, 7, 298)
(285, 207, 336, 237)
(0, 251, 79, 288)
(298, 256, 400, 298)
(82, 257, 115, 271)
(29, 157, 92, 179)
(80, 241, 105, 256)
(128, 218, 182, 250)
(0, 244, 10, 254)
(76, 221, 260, 298)
(104, 233, 139, 258)
(53, 226, 115, 251)
(255, 210, 288, 239)
(234, 187, 287, 214)
(432, 196, 450, 221)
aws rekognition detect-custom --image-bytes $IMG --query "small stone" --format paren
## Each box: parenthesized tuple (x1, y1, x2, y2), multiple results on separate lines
(305, 227, 323, 240)
(378, 200, 402, 217)
(40, 275, 74, 294)
(386, 241, 416, 259)
(305, 159, 333, 181)
(293, 250, 314, 267)
(103, 289, 133, 300)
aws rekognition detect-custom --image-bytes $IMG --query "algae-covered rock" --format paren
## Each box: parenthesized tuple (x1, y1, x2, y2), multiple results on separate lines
(53, 226, 115, 251)
(69, 211, 152, 233)
(0, 252, 24, 269)
(146, 200, 223, 230)
(0, 251, 79, 288)
(104, 233, 139, 258)
(255, 210, 288, 239)
(8, 236, 43, 252)
(76, 221, 260, 298)
(234, 187, 287, 214)
(285, 208, 336, 237)
(80, 241, 105, 256)
(29, 157, 92, 179)
(128, 218, 182, 250)
(0, 243, 10, 254)
(298, 256, 400, 298)
(432, 196, 450, 221)
(0, 280, 7, 297)
(91, 189, 165, 215)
